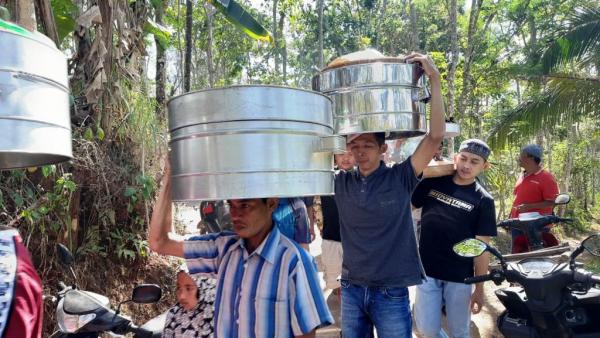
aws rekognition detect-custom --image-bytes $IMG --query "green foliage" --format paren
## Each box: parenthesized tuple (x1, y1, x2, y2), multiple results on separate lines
(51, 0, 77, 43)
(541, 6, 600, 73)
(145, 18, 172, 50)
(110, 228, 149, 262)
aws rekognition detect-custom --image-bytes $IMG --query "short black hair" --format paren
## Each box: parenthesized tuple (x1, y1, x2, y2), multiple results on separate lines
(532, 156, 541, 165)
(374, 132, 386, 146)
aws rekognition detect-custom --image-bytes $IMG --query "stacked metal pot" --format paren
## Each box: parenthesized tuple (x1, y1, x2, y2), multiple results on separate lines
(168, 86, 345, 201)
(312, 49, 429, 139)
(167, 50, 461, 201)
(0, 20, 72, 169)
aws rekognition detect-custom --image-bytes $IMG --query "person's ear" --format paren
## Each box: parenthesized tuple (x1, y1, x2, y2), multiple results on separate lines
(266, 198, 279, 211)
(484, 161, 490, 170)
(381, 143, 388, 154)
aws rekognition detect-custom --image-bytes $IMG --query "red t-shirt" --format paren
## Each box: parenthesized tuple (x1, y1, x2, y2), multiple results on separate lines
(1, 231, 43, 338)
(511, 169, 559, 218)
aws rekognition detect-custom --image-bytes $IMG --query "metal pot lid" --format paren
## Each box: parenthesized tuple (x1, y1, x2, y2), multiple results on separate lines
(314, 49, 425, 92)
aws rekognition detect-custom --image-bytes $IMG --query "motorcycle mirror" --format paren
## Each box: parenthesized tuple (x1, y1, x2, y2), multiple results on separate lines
(581, 234, 600, 257)
(453, 238, 487, 258)
(131, 284, 162, 304)
(57, 243, 74, 266)
(554, 193, 571, 205)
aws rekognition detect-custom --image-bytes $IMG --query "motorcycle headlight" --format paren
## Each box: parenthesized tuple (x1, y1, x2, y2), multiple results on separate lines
(56, 302, 96, 333)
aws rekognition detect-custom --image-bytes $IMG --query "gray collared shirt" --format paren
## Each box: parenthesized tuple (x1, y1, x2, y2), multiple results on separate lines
(335, 158, 425, 287)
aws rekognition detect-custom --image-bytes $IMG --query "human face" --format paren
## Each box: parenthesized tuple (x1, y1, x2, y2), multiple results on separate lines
(176, 272, 198, 311)
(518, 152, 536, 170)
(348, 134, 387, 176)
(454, 151, 487, 183)
(228, 198, 278, 250)
(334, 151, 356, 171)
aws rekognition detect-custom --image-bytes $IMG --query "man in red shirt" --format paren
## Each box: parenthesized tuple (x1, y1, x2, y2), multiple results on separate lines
(0, 226, 43, 338)
(510, 144, 559, 253)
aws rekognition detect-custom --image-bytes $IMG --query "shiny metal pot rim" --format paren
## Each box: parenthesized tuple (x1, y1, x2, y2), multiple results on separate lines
(316, 62, 425, 93)
(168, 85, 333, 132)
(0, 27, 68, 89)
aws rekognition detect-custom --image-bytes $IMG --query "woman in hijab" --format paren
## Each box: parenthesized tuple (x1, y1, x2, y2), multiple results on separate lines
(163, 266, 216, 337)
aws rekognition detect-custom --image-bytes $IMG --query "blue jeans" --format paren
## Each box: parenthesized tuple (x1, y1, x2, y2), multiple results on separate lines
(341, 280, 412, 338)
(414, 276, 472, 338)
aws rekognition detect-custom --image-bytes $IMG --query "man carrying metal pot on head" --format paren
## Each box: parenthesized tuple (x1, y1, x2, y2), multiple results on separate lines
(334, 52, 446, 338)
(148, 160, 333, 338)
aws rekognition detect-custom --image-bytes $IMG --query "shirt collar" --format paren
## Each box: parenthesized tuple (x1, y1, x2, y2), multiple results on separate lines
(355, 161, 387, 180)
(523, 168, 544, 177)
(234, 225, 280, 264)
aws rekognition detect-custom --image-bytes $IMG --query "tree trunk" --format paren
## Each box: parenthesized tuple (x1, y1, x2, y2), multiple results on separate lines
(272, 0, 279, 76)
(317, 0, 324, 68)
(155, 2, 166, 117)
(205, 5, 216, 88)
(34, 0, 58, 45)
(408, 0, 419, 51)
(98, 0, 114, 134)
(0, 0, 36, 30)
(456, 0, 484, 116)
(278, 10, 286, 83)
(375, 0, 388, 50)
(528, 13, 537, 62)
(183, 0, 193, 92)
(446, 0, 459, 118)
(562, 124, 576, 195)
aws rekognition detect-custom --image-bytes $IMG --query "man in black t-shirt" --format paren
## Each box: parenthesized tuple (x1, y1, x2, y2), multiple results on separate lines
(412, 139, 497, 338)
(320, 151, 355, 295)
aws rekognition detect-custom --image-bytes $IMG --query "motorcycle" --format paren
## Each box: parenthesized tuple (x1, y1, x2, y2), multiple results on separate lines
(499, 193, 572, 257)
(197, 200, 232, 234)
(48, 244, 166, 337)
(453, 233, 600, 338)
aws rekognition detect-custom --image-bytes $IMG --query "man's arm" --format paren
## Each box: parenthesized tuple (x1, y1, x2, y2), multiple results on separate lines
(148, 160, 185, 258)
(516, 200, 556, 213)
(471, 235, 491, 314)
(405, 53, 445, 176)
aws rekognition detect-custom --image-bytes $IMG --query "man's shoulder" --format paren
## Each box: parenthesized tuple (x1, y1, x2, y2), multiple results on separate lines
(474, 182, 494, 199)
(540, 169, 558, 181)
(186, 231, 239, 244)
(276, 235, 314, 268)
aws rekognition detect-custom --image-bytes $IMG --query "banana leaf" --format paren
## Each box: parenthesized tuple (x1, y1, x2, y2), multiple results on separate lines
(208, 0, 272, 43)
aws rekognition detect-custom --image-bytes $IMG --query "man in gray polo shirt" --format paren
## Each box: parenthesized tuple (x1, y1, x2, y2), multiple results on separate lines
(335, 52, 446, 338)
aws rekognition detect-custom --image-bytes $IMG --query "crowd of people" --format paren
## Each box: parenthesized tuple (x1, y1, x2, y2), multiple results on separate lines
(151, 53, 560, 338)
(2, 52, 560, 338)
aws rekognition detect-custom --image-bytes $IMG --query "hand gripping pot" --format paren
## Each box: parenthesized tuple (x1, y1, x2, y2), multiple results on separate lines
(167, 85, 346, 202)
(0, 19, 72, 169)
(313, 49, 430, 140)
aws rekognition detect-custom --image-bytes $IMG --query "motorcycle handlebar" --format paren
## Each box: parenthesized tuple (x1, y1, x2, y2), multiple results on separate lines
(590, 275, 600, 284)
(464, 274, 494, 284)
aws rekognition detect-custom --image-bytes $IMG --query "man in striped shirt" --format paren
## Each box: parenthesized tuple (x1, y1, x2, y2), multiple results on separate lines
(149, 161, 333, 338)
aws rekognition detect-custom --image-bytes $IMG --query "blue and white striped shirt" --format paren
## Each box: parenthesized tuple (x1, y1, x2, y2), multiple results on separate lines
(184, 226, 333, 337)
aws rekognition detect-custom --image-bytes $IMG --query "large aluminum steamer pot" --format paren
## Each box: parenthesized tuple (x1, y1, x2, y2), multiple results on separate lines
(0, 21, 72, 169)
(314, 56, 429, 139)
(168, 85, 345, 202)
